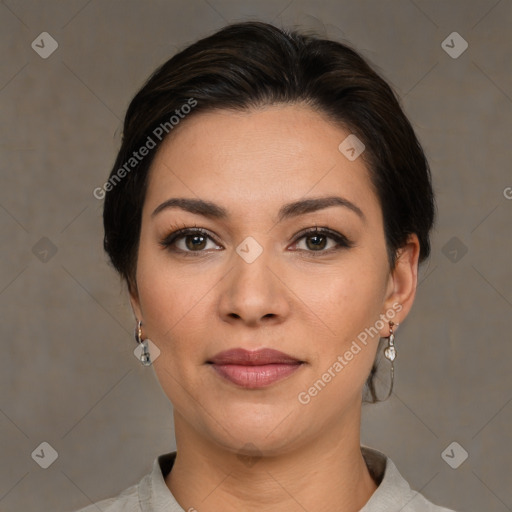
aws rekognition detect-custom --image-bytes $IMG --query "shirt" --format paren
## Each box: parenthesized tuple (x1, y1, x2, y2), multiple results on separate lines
(72, 445, 457, 511)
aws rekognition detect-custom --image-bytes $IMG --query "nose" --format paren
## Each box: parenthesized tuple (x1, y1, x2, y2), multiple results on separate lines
(217, 241, 290, 327)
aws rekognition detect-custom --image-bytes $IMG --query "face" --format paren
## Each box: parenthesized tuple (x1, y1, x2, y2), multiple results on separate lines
(130, 104, 419, 456)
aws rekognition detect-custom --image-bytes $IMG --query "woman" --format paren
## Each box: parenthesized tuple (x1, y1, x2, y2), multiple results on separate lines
(76, 21, 457, 512)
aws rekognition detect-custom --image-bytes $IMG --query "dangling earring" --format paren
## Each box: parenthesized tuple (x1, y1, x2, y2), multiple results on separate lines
(135, 320, 152, 366)
(383, 321, 397, 400)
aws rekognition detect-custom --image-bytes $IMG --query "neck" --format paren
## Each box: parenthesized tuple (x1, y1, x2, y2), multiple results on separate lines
(165, 407, 378, 512)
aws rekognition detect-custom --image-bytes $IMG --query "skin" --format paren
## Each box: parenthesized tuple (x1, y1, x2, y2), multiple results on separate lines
(130, 103, 420, 512)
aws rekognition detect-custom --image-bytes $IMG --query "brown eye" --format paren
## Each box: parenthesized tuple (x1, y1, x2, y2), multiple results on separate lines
(160, 228, 222, 254)
(184, 233, 208, 251)
(304, 233, 328, 251)
(291, 227, 354, 255)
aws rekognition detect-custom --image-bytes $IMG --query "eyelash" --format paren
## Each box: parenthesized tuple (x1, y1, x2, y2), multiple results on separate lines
(159, 223, 354, 257)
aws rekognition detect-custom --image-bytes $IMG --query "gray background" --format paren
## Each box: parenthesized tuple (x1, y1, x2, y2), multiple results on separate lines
(1, 1, 511, 511)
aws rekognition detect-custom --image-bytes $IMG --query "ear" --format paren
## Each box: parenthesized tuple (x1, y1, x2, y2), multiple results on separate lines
(128, 280, 143, 323)
(379, 234, 421, 337)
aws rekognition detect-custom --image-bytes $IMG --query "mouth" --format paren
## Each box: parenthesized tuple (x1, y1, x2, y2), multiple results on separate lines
(206, 348, 305, 389)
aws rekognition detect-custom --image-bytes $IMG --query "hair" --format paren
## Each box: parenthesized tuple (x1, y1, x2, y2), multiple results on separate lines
(102, 21, 435, 403)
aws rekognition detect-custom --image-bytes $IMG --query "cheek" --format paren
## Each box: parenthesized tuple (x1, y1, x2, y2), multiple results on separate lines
(136, 267, 200, 347)
(291, 257, 388, 401)
(136, 227, 190, 323)
(291, 268, 386, 414)
(134, 259, 209, 407)
(134, 239, 220, 371)
(294, 256, 387, 342)
(136, 239, 388, 351)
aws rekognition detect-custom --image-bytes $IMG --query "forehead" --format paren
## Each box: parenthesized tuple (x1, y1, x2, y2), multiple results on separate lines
(144, 104, 380, 223)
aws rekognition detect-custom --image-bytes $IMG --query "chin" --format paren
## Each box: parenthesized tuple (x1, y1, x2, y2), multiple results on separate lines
(203, 407, 306, 455)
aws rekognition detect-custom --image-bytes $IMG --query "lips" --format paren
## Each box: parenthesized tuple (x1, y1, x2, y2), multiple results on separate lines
(208, 348, 303, 365)
(207, 348, 304, 389)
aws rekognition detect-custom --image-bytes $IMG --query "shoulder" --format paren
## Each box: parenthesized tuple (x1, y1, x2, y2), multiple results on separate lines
(69, 451, 180, 512)
(70, 481, 141, 512)
(397, 489, 459, 512)
(360, 446, 459, 512)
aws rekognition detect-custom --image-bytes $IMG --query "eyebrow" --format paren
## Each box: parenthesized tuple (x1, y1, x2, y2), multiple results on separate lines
(151, 195, 365, 223)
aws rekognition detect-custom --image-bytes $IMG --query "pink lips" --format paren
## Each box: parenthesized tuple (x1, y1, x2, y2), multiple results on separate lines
(207, 348, 304, 389)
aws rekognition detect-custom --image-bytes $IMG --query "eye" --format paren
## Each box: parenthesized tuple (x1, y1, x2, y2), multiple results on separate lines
(160, 224, 354, 257)
(160, 225, 222, 255)
(290, 226, 354, 255)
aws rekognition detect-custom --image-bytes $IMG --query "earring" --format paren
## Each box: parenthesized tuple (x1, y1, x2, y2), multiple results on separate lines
(383, 321, 397, 400)
(135, 320, 152, 366)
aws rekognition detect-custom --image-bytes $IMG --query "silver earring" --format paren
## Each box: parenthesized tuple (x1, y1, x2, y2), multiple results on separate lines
(383, 321, 397, 400)
(135, 320, 152, 366)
